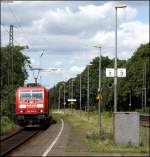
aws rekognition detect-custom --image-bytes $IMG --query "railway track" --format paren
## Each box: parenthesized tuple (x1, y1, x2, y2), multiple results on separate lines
(0, 129, 39, 156)
(0, 128, 23, 142)
(140, 114, 150, 128)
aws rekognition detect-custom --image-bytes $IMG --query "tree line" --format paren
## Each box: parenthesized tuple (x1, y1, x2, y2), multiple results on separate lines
(49, 43, 150, 112)
(0, 43, 149, 122)
(0, 45, 30, 119)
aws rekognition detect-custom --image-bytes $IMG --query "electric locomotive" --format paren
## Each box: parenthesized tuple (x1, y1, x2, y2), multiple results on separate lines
(16, 84, 51, 127)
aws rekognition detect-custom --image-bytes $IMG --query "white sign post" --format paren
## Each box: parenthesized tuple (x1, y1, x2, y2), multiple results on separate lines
(106, 68, 115, 77)
(67, 99, 76, 112)
(106, 68, 126, 77)
(117, 68, 126, 77)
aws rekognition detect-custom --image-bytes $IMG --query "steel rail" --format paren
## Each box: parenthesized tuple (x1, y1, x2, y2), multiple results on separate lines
(0, 129, 23, 142)
(0, 130, 39, 156)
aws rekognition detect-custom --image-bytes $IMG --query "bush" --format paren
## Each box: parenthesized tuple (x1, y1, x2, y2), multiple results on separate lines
(1, 116, 15, 135)
(89, 106, 96, 112)
(86, 131, 98, 140)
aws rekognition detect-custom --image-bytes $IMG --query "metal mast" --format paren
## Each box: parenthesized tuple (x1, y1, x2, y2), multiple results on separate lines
(9, 25, 14, 89)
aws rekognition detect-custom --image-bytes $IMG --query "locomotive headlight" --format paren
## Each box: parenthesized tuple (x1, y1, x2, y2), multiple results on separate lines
(19, 104, 26, 108)
(37, 104, 44, 108)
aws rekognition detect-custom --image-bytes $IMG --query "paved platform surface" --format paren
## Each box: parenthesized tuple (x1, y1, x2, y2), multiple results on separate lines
(7, 119, 149, 156)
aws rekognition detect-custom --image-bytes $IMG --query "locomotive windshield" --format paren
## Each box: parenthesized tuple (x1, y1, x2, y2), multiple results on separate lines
(32, 90, 43, 100)
(20, 90, 43, 100)
(20, 91, 31, 100)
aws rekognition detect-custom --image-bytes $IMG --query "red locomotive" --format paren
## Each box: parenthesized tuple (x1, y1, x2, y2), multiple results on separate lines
(16, 84, 51, 127)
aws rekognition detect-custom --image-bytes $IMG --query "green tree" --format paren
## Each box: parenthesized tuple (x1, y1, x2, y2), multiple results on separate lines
(49, 43, 149, 112)
(0, 45, 30, 118)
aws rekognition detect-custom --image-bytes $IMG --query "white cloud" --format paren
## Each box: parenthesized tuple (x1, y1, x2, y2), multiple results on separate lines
(68, 59, 75, 65)
(45, 67, 64, 75)
(2, 1, 149, 87)
(119, 21, 149, 47)
(69, 66, 84, 75)
(2, 1, 145, 58)
(37, 2, 137, 36)
(54, 61, 63, 67)
(30, 58, 39, 68)
(93, 21, 149, 59)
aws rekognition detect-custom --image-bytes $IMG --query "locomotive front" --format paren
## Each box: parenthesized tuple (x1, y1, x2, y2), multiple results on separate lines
(16, 86, 50, 127)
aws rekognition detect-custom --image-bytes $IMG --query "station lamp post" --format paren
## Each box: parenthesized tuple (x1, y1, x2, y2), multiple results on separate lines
(68, 80, 71, 110)
(53, 84, 56, 111)
(129, 90, 132, 111)
(94, 44, 103, 140)
(63, 82, 66, 113)
(80, 74, 82, 116)
(87, 63, 92, 120)
(58, 86, 61, 111)
(114, 3, 127, 112)
(72, 79, 74, 99)
(71, 78, 74, 112)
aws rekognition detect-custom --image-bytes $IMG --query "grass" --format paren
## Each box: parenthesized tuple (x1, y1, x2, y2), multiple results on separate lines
(136, 107, 150, 114)
(52, 109, 149, 153)
(0, 116, 15, 135)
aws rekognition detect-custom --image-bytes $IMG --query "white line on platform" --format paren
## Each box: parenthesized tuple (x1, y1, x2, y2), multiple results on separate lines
(42, 119, 64, 157)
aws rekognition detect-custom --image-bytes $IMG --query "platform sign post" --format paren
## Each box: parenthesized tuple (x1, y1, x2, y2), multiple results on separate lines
(67, 99, 77, 102)
(117, 68, 126, 77)
(106, 68, 126, 78)
(67, 99, 77, 112)
(106, 68, 115, 77)
(106, 68, 126, 112)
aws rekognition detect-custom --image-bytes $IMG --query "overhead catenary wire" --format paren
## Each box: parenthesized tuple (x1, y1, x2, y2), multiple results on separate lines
(1, 3, 9, 46)
(6, 3, 51, 52)
(5, 2, 55, 71)
(2, 3, 65, 92)
(3, 3, 42, 90)
(9, 25, 14, 90)
(6, 3, 32, 47)
(1, 24, 23, 47)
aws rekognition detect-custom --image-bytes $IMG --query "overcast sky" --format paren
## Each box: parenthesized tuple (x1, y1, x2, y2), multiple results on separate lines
(1, 1, 149, 88)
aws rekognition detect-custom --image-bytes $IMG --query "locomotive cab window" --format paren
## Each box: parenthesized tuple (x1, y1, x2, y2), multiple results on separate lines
(20, 91, 31, 100)
(19, 90, 43, 100)
(32, 90, 43, 100)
